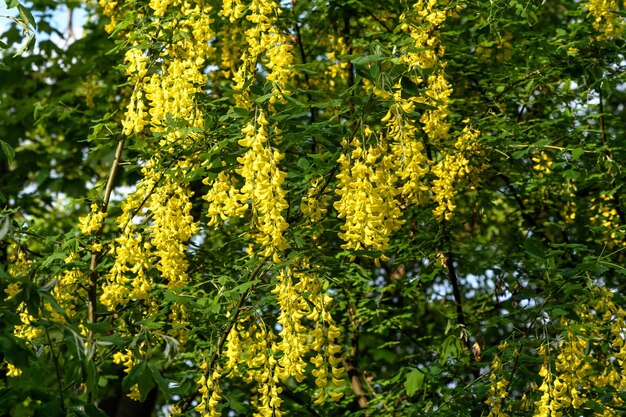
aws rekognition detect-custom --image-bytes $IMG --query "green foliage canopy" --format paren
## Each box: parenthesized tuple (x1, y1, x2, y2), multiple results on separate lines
(1, 0, 626, 416)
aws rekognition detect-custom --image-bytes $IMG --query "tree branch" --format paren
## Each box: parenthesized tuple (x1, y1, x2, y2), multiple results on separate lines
(87, 135, 126, 337)
(179, 260, 266, 413)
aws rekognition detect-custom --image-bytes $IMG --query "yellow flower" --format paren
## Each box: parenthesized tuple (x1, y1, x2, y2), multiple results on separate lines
(236, 113, 289, 261)
(6, 362, 22, 377)
(78, 203, 106, 235)
(334, 140, 404, 258)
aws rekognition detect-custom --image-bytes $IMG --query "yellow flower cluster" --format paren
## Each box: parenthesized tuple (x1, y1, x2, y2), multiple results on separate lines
(534, 328, 589, 417)
(334, 138, 404, 259)
(78, 203, 107, 235)
(205, 1, 293, 259)
(112, 349, 137, 374)
(325, 36, 350, 90)
(401, 0, 453, 143)
(485, 355, 510, 417)
(239, 320, 283, 417)
(211, 265, 344, 414)
(110, 1, 214, 138)
(203, 171, 248, 227)
(14, 310, 41, 341)
(587, 0, 624, 39)
(271, 264, 345, 400)
(6, 362, 22, 377)
(101, 226, 151, 309)
(149, 0, 179, 17)
(233, 0, 294, 104)
(532, 151, 553, 178)
(309, 300, 344, 404)
(4, 281, 21, 299)
(5, 248, 42, 341)
(592, 289, 626, 394)
(235, 112, 289, 262)
(221, 0, 245, 22)
(272, 270, 311, 383)
(432, 125, 484, 221)
(332, 0, 485, 255)
(103, 1, 210, 314)
(51, 254, 85, 317)
(419, 72, 453, 143)
(98, 0, 119, 34)
(103, 162, 199, 311)
(217, 24, 245, 79)
(589, 194, 623, 247)
(301, 177, 332, 226)
(562, 192, 577, 223)
(531, 288, 626, 417)
(381, 84, 430, 205)
(147, 182, 199, 288)
(196, 361, 223, 417)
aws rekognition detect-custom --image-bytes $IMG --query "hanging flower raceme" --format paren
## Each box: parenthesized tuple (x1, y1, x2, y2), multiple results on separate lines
(272, 263, 345, 397)
(334, 137, 404, 260)
(78, 203, 107, 235)
(381, 84, 430, 205)
(325, 36, 350, 91)
(196, 361, 223, 417)
(431, 125, 484, 221)
(301, 176, 332, 227)
(272, 269, 311, 383)
(587, 0, 624, 39)
(400, 0, 453, 144)
(147, 182, 199, 288)
(202, 171, 248, 227)
(226, 0, 294, 107)
(484, 353, 510, 417)
(236, 111, 289, 262)
(589, 194, 624, 248)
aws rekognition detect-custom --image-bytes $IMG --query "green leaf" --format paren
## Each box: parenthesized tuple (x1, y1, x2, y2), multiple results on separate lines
(122, 362, 147, 391)
(0, 140, 15, 162)
(18, 4, 36, 29)
(524, 237, 545, 259)
(0, 215, 10, 241)
(571, 148, 584, 160)
(351, 55, 386, 66)
(511, 148, 529, 159)
(404, 369, 425, 396)
(148, 364, 170, 395)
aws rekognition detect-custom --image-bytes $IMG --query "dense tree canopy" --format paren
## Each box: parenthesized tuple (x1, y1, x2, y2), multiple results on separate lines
(1, 0, 626, 416)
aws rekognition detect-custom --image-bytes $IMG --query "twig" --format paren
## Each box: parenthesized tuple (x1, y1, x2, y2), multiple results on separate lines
(291, 0, 317, 133)
(87, 135, 126, 333)
(45, 327, 66, 411)
(178, 260, 266, 412)
(440, 224, 480, 380)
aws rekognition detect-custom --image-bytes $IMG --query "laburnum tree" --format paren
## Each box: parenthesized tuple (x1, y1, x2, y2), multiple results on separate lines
(1, 0, 626, 416)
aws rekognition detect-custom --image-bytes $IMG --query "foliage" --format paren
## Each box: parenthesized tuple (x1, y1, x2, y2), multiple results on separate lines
(1, 0, 626, 416)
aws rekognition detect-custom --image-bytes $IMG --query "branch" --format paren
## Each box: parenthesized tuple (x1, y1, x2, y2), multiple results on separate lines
(291, 0, 317, 136)
(440, 224, 480, 379)
(178, 260, 266, 413)
(86, 134, 126, 378)
(344, 302, 369, 410)
(45, 327, 66, 411)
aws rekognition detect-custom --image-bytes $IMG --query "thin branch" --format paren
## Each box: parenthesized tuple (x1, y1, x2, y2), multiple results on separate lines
(87, 135, 126, 333)
(441, 224, 480, 380)
(179, 260, 266, 413)
(291, 0, 317, 133)
(45, 327, 66, 411)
